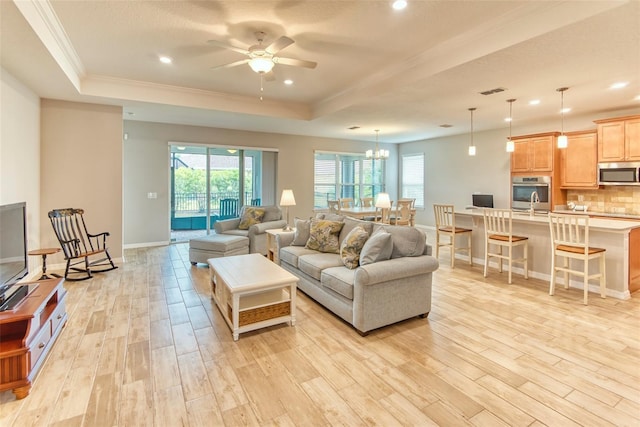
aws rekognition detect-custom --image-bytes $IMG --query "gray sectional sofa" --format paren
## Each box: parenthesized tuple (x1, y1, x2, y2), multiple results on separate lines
(276, 215, 439, 335)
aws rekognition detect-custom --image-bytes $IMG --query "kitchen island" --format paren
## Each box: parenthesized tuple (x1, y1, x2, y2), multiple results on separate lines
(455, 210, 640, 299)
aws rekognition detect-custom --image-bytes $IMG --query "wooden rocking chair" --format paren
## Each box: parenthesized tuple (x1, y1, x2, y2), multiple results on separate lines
(48, 208, 118, 281)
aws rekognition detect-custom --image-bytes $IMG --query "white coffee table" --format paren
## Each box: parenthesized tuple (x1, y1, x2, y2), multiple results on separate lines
(208, 253, 299, 341)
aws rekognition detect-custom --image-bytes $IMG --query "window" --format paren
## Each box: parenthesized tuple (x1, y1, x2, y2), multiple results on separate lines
(314, 152, 385, 208)
(401, 153, 424, 208)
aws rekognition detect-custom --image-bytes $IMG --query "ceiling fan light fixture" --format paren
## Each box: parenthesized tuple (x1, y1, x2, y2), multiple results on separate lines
(249, 57, 274, 73)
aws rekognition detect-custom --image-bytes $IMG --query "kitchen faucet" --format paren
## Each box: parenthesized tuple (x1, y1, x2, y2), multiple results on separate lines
(530, 191, 540, 216)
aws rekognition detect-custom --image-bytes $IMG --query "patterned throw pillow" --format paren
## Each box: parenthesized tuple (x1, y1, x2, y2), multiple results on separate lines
(238, 207, 265, 230)
(305, 219, 344, 253)
(340, 226, 370, 269)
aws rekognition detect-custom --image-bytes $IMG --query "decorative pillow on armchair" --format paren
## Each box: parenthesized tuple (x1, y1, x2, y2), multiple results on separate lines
(340, 226, 370, 269)
(305, 219, 344, 253)
(238, 207, 266, 230)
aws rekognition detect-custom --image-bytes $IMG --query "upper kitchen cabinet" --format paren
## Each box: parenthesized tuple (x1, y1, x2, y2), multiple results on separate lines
(510, 132, 560, 174)
(560, 130, 598, 189)
(595, 115, 640, 162)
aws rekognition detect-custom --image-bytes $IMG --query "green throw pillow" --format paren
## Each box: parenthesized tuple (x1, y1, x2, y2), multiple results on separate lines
(238, 207, 265, 230)
(305, 219, 344, 254)
(340, 226, 370, 269)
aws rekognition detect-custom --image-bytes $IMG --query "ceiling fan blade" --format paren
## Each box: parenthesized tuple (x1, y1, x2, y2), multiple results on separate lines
(206, 39, 249, 56)
(265, 36, 294, 54)
(263, 71, 276, 82)
(273, 56, 317, 69)
(210, 59, 250, 70)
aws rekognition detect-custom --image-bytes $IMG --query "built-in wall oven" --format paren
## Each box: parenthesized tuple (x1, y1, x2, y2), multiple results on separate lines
(512, 176, 551, 212)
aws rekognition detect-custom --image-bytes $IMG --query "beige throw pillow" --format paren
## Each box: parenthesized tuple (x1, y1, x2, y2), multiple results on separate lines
(305, 219, 344, 254)
(359, 229, 393, 265)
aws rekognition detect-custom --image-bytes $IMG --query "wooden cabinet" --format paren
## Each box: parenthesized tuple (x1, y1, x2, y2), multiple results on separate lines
(595, 115, 640, 162)
(0, 278, 67, 399)
(560, 130, 598, 188)
(510, 132, 559, 173)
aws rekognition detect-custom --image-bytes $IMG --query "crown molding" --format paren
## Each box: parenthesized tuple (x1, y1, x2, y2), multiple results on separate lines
(13, 0, 85, 91)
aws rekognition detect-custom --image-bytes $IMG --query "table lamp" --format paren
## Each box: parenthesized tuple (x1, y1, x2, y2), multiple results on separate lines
(375, 193, 391, 223)
(280, 189, 296, 231)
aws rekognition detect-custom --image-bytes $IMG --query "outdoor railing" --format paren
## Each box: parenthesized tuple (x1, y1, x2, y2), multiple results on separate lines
(173, 192, 257, 214)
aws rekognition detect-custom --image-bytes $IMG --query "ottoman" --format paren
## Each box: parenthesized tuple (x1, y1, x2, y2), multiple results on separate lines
(189, 234, 249, 265)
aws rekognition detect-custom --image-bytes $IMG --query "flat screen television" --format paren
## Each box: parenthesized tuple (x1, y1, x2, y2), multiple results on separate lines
(0, 202, 29, 309)
(472, 194, 494, 208)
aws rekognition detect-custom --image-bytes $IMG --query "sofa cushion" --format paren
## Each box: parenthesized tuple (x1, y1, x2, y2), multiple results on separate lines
(292, 217, 311, 246)
(238, 207, 265, 230)
(298, 253, 344, 280)
(359, 229, 393, 265)
(280, 246, 319, 268)
(305, 219, 344, 254)
(385, 226, 427, 258)
(321, 267, 356, 300)
(340, 226, 370, 269)
(339, 217, 373, 245)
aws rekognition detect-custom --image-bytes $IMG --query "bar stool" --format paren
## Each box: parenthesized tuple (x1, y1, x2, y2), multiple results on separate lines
(482, 208, 528, 284)
(548, 213, 606, 305)
(433, 204, 472, 268)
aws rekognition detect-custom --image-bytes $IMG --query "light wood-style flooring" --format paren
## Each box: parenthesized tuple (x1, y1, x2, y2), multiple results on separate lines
(1, 243, 639, 426)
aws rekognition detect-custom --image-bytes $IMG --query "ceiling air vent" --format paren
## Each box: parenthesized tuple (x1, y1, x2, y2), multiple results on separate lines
(348, 126, 360, 130)
(439, 124, 453, 128)
(479, 87, 507, 96)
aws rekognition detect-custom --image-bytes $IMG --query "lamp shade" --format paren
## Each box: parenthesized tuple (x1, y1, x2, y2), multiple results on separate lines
(280, 189, 296, 206)
(375, 193, 391, 209)
(557, 134, 568, 149)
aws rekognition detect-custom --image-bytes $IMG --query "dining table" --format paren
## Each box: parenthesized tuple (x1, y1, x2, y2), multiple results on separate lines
(339, 206, 416, 226)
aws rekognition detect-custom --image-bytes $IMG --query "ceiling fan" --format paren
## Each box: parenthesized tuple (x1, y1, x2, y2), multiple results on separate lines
(207, 31, 317, 80)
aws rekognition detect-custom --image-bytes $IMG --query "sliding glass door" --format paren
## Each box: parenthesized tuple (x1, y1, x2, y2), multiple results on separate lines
(170, 145, 265, 242)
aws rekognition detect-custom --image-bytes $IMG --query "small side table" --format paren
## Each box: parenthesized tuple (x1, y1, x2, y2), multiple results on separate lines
(28, 248, 62, 280)
(265, 228, 295, 264)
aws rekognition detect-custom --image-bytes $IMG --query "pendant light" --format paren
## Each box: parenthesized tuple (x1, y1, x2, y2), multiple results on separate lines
(506, 99, 516, 153)
(557, 87, 569, 148)
(365, 129, 389, 160)
(468, 108, 476, 156)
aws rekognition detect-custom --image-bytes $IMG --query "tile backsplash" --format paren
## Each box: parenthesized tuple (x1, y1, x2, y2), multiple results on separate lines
(567, 186, 640, 216)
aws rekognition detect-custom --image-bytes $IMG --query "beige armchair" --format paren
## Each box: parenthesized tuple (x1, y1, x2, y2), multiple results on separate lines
(213, 205, 286, 255)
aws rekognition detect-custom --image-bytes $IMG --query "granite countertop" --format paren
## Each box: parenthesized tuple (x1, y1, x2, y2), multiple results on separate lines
(457, 209, 640, 231)
(553, 209, 640, 220)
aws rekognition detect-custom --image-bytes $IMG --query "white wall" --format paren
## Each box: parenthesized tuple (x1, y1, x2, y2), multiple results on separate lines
(123, 120, 398, 246)
(0, 67, 41, 274)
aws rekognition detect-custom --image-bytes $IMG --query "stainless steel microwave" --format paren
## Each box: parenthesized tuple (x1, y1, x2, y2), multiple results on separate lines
(598, 162, 640, 186)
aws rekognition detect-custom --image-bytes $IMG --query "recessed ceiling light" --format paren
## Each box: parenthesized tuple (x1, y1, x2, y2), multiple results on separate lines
(392, 0, 407, 10)
(159, 56, 172, 64)
(284, 79, 293, 85)
(561, 107, 571, 114)
(504, 117, 512, 122)
(529, 99, 540, 105)
(610, 82, 628, 90)
(635, 95, 640, 101)
(177, 146, 186, 150)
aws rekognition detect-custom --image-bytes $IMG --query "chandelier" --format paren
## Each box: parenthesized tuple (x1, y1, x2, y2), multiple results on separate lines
(365, 129, 389, 160)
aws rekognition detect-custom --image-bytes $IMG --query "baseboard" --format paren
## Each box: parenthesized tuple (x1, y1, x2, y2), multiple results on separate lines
(123, 241, 170, 249)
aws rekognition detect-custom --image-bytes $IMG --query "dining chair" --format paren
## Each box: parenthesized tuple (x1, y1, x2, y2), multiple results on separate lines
(482, 208, 528, 284)
(433, 204, 472, 268)
(327, 200, 341, 214)
(359, 197, 374, 207)
(398, 198, 416, 208)
(339, 198, 354, 208)
(390, 199, 412, 226)
(548, 213, 606, 304)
